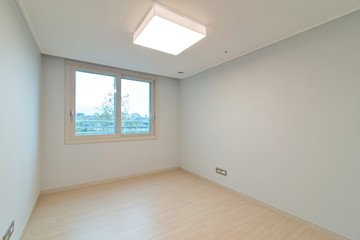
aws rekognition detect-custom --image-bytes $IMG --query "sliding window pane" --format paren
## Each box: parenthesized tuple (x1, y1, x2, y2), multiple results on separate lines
(121, 79, 151, 134)
(75, 71, 116, 136)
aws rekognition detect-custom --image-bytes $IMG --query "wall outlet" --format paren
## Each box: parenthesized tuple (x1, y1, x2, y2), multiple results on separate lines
(216, 167, 227, 176)
(2, 221, 14, 240)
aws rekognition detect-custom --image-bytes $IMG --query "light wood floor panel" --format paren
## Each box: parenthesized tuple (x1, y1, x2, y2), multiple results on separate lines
(22, 170, 337, 240)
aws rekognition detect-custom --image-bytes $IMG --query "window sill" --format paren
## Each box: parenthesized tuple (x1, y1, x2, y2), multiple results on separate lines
(65, 134, 158, 144)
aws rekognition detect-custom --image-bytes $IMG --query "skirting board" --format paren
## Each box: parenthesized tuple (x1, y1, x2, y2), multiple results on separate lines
(180, 168, 351, 240)
(38, 167, 349, 239)
(19, 194, 40, 240)
(40, 167, 180, 195)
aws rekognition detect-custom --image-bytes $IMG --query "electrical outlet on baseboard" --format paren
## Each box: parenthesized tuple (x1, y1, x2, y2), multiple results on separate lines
(2, 221, 14, 240)
(216, 167, 227, 176)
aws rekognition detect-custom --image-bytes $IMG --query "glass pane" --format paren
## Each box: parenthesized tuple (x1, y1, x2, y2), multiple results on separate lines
(75, 71, 116, 136)
(121, 79, 151, 134)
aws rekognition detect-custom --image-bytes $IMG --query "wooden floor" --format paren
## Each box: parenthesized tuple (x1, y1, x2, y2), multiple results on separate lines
(22, 170, 336, 240)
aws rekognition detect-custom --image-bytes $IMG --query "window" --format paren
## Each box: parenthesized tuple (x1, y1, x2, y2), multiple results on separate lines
(65, 60, 157, 144)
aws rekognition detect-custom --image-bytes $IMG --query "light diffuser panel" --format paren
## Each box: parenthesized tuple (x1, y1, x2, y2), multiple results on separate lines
(134, 4, 206, 55)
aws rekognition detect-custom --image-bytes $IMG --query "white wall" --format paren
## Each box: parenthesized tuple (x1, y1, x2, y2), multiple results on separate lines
(0, 0, 41, 239)
(180, 11, 360, 239)
(41, 55, 179, 190)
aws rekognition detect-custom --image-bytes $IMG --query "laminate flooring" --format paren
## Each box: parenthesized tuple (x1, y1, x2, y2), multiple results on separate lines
(22, 170, 337, 240)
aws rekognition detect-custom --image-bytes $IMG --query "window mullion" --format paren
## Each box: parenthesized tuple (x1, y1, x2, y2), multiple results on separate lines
(151, 79, 155, 134)
(116, 74, 122, 136)
(67, 64, 76, 140)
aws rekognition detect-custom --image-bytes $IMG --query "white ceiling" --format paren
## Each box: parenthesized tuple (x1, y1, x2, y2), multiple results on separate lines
(17, 0, 360, 79)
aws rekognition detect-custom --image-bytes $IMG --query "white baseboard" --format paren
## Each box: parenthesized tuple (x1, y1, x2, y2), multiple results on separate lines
(19, 193, 40, 240)
(40, 167, 180, 195)
(28, 167, 349, 240)
(180, 167, 351, 240)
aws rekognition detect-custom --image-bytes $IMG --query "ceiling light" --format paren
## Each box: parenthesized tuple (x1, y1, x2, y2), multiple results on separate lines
(134, 3, 206, 55)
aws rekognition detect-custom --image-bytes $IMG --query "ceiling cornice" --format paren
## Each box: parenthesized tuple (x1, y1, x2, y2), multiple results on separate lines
(15, 0, 43, 52)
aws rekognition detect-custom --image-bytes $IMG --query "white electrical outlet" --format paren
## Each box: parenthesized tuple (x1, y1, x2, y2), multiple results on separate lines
(2, 221, 14, 240)
(216, 167, 227, 176)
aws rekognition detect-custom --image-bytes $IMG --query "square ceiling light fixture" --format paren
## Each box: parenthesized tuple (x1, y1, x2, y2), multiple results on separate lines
(134, 3, 206, 55)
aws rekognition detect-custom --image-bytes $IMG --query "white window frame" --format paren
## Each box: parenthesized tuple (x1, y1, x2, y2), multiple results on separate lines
(65, 60, 157, 144)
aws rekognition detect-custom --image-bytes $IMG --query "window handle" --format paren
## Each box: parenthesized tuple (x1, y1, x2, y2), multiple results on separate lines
(70, 110, 74, 122)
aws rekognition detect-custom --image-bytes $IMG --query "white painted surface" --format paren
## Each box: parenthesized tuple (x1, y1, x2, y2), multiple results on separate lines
(180, 11, 360, 239)
(16, 0, 360, 79)
(0, 0, 41, 239)
(41, 55, 179, 190)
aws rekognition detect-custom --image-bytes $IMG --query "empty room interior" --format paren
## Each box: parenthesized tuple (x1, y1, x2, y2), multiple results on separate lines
(1, 0, 360, 239)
